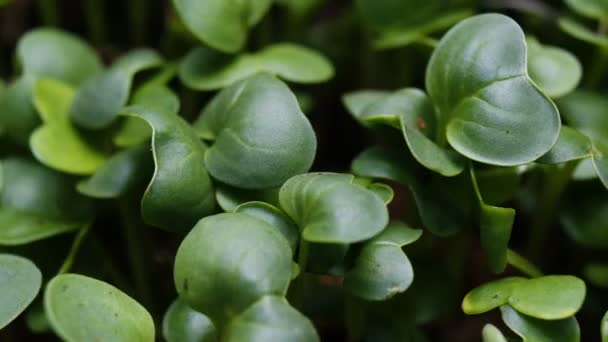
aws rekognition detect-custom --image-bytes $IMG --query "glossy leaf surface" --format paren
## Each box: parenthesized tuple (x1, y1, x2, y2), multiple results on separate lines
(0, 254, 41, 329)
(162, 298, 216, 342)
(234, 201, 299, 252)
(462, 277, 526, 315)
(215, 184, 279, 212)
(501, 305, 580, 342)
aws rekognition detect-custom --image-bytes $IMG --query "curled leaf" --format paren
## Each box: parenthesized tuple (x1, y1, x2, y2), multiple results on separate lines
(0, 254, 42, 329)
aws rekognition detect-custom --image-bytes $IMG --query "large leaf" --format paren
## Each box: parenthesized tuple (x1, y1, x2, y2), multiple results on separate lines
(426, 14, 560, 166)
(343, 222, 421, 300)
(44, 274, 155, 342)
(179, 44, 334, 90)
(565, 0, 608, 21)
(500, 305, 580, 342)
(172, 0, 272, 53)
(462, 277, 527, 315)
(30, 79, 107, 175)
(0, 158, 93, 245)
(0, 254, 41, 329)
(119, 105, 215, 233)
(17, 28, 102, 86)
(278, 173, 388, 243)
(173, 213, 292, 327)
(71, 49, 163, 129)
(526, 37, 581, 99)
(223, 296, 319, 342)
(195, 73, 316, 189)
(163, 298, 216, 342)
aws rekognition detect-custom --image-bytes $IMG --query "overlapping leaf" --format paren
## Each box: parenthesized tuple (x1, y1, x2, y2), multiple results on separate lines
(0, 254, 41, 329)
(163, 298, 216, 342)
(500, 305, 580, 342)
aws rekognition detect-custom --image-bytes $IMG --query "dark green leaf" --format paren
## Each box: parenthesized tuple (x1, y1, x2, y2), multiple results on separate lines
(234, 201, 299, 252)
(561, 193, 608, 248)
(476, 167, 521, 206)
(583, 263, 608, 288)
(0, 77, 38, 144)
(0, 254, 41, 329)
(162, 298, 216, 342)
(538, 126, 593, 164)
(565, 0, 608, 21)
(215, 184, 279, 212)
(500, 305, 580, 342)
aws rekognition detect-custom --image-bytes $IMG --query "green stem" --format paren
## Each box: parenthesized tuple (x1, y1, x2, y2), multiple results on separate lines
(37, 0, 59, 26)
(507, 249, 543, 278)
(526, 161, 577, 261)
(84, 0, 105, 46)
(292, 239, 309, 310)
(435, 114, 448, 147)
(57, 224, 91, 274)
(129, 0, 146, 44)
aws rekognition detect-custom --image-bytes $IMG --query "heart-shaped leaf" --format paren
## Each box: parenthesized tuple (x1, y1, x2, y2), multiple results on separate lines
(17, 28, 102, 86)
(172, 0, 272, 53)
(559, 17, 608, 48)
(163, 298, 216, 342)
(174, 213, 292, 326)
(508, 275, 586, 320)
(0, 254, 41, 329)
(426, 14, 560, 166)
(44, 274, 155, 342)
(119, 105, 215, 232)
(538, 126, 593, 164)
(215, 184, 280, 212)
(462, 277, 527, 315)
(500, 305, 580, 342)
(30, 79, 107, 175)
(526, 37, 582, 99)
(179, 44, 334, 90)
(0, 158, 94, 245)
(343, 221, 420, 300)
(234, 201, 299, 252)
(565, 0, 608, 21)
(482, 324, 507, 342)
(224, 295, 319, 342)
(279, 173, 389, 243)
(71, 49, 163, 129)
(195, 73, 316, 189)
(77, 145, 153, 199)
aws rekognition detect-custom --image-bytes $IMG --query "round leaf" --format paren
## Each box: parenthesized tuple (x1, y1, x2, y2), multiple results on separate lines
(0, 77, 38, 144)
(0, 254, 41, 329)
(163, 298, 216, 342)
(426, 14, 560, 166)
(224, 296, 319, 342)
(44, 274, 155, 342)
(462, 277, 527, 315)
(195, 73, 316, 189)
(174, 213, 292, 326)
(119, 105, 215, 232)
(234, 201, 299, 252)
(500, 305, 580, 342)
(508, 275, 586, 320)
(537, 126, 593, 164)
(482, 324, 507, 342)
(279, 173, 389, 243)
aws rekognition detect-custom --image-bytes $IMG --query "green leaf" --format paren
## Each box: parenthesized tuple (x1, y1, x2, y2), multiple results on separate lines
(234, 201, 299, 252)
(462, 277, 527, 315)
(602, 310, 608, 342)
(77, 145, 152, 199)
(561, 193, 608, 248)
(476, 167, 521, 206)
(17, 28, 102, 86)
(0, 254, 41, 329)
(179, 44, 334, 90)
(591, 139, 608, 189)
(44, 274, 155, 342)
(279, 173, 389, 243)
(583, 263, 608, 288)
(500, 305, 580, 342)
(526, 37, 582, 99)
(559, 17, 608, 48)
(71, 49, 163, 129)
(163, 298, 216, 342)
(215, 184, 279, 212)
(172, 0, 272, 53)
(30, 79, 107, 175)
(426, 14, 560, 166)
(537, 126, 593, 164)
(470, 166, 515, 273)
(367, 182, 394, 204)
(0, 158, 94, 245)
(195, 73, 316, 189)
(482, 324, 507, 342)
(174, 213, 292, 326)
(343, 222, 419, 300)
(120, 105, 215, 233)
(350, 145, 416, 184)
(0, 77, 38, 144)
(224, 295, 319, 342)
(565, 0, 608, 21)
(508, 275, 586, 320)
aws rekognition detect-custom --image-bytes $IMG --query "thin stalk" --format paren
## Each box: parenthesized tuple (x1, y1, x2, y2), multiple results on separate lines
(37, 0, 59, 26)
(57, 224, 91, 274)
(526, 161, 577, 261)
(585, 20, 608, 88)
(129, 0, 146, 45)
(507, 249, 543, 278)
(84, 0, 105, 46)
(292, 239, 310, 310)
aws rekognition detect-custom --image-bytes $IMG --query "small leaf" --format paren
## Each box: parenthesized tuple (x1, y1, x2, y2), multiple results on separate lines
(17, 28, 102, 86)
(44, 274, 155, 342)
(583, 263, 608, 288)
(482, 324, 507, 342)
(172, 0, 272, 53)
(371, 221, 423, 246)
(195, 73, 316, 189)
(351, 145, 416, 184)
(537, 126, 593, 164)
(120, 105, 215, 233)
(179, 44, 334, 90)
(561, 192, 608, 248)
(508, 275, 586, 320)
(500, 305, 580, 342)
(71, 49, 163, 129)
(30, 79, 107, 175)
(342, 90, 389, 119)
(565, 0, 608, 21)
(427, 14, 560, 166)
(279, 173, 389, 243)
(0, 77, 38, 144)
(234, 201, 299, 252)
(174, 213, 292, 326)
(163, 298, 216, 342)
(0, 254, 42, 329)
(559, 17, 608, 48)
(215, 183, 279, 212)
(602, 310, 608, 342)
(462, 277, 527, 315)
(526, 37, 582, 98)
(224, 296, 319, 342)
(367, 182, 394, 204)
(77, 145, 153, 199)
(476, 167, 521, 206)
